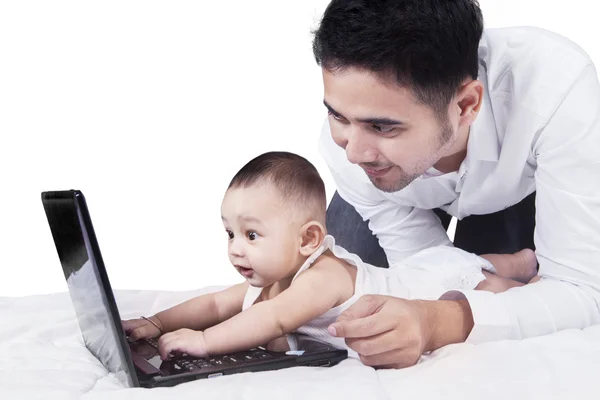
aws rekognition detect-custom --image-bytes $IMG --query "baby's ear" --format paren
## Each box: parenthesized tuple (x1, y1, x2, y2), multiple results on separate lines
(299, 221, 326, 257)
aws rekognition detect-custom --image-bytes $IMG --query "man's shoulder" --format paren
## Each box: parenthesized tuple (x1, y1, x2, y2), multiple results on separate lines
(480, 27, 593, 118)
(481, 26, 591, 66)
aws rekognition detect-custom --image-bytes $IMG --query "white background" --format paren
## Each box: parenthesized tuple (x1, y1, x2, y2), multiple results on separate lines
(1, 0, 599, 297)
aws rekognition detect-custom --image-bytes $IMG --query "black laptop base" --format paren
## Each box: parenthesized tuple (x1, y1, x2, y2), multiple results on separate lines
(41, 189, 348, 388)
(135, 337, 348, 388)
(130, 332, 348, 387)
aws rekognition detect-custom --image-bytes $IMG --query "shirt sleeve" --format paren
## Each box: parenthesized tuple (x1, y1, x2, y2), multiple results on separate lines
(318, 118, 453, 267)
(441, 62, 600, 343)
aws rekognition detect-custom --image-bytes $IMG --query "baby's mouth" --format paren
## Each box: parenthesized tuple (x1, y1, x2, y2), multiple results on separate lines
(236, 265, 254, 277)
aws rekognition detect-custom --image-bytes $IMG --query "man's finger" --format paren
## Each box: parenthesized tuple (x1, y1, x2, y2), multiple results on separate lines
(329, 312, 395, 339)
(345, 327, 400, 356)
(338, 295, 384, 321)
(359, 347, 420, 369)
(328, 295, 387, 337)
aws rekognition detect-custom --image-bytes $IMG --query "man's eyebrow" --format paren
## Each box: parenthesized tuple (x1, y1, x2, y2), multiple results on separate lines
(357, 116, 404, 125)
(323, 100, 404, 125)
(323, 100, 342, 117)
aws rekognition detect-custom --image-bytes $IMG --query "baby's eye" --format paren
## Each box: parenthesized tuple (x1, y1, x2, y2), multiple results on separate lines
(247, 231, 258, 241)
(226, 230, 234, 239)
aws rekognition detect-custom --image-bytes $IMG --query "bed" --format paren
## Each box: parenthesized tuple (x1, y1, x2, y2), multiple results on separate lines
(2, 286, 598, 400)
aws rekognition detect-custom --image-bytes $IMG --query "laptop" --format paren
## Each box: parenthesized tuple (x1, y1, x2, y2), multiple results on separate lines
(41, 189, 348, 388)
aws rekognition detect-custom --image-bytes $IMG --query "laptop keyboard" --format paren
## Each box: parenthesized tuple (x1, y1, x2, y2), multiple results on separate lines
(175, 349, 274, 371)
(143, 338, 274, 371)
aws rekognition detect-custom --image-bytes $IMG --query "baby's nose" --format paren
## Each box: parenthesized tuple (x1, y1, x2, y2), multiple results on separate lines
(228, 238, 245, 258)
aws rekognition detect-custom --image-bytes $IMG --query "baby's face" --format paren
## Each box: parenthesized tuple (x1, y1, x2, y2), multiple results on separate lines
(221, 184, 302, 287)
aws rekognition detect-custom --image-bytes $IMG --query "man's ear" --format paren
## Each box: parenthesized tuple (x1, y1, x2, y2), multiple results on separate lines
(298, 221, 326, 257)
(456, 79, 483, 127)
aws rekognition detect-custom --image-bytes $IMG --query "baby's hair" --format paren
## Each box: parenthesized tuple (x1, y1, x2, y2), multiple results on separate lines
(228, 151, 327, 220)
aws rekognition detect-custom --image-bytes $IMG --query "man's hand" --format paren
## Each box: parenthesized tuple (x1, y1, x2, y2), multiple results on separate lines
(158, 328, 209, 360)
(327, 295, 431, 368)
(328, 295, 473, 369)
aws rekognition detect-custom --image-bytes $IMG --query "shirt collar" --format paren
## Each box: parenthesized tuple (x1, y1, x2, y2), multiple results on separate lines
(466, 53, 500, 163)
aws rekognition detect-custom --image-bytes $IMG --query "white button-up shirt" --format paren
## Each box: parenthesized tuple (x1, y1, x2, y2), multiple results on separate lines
(318, 26, 600, 343)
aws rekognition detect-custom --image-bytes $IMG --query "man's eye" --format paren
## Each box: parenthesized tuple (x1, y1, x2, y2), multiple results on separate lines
(327, 110, 344, 121)
(373, 125, 395, 133)
(226, 230, 234, 239)
(247, 231, 258, 241)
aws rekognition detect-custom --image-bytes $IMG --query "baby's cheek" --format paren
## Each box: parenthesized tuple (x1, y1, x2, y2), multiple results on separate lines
(266, 254, 290, 279)
(269, 254, 288, 274)
(251, 252, 276, 277)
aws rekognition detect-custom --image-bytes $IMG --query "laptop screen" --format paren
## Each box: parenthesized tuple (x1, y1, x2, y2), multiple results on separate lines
(42, 191, 136, 387)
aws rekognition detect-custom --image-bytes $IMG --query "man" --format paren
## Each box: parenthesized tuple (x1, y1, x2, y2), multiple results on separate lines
(313, 0, 600, 369)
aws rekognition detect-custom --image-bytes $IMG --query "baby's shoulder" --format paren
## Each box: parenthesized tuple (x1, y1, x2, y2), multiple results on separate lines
(306, 250, 357, 298)
(310, 249, 351, 271)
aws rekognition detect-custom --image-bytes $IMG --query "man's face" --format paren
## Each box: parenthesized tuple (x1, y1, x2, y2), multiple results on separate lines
(322, 67, 458, 193)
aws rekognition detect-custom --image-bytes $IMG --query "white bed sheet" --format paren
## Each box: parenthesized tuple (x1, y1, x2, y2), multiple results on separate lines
(1, 287, 599, 400)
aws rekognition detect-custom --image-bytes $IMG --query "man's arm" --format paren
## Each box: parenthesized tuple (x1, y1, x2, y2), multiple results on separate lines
(321, 66, 600, 361)
(440, 62, 600, 343)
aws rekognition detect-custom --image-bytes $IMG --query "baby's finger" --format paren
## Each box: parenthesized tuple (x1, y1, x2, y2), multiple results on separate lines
(121, 319, 144, 333)
(158, 333, 177, 360)
(121, 319, 135, 333)
(129, 325, 156, 342)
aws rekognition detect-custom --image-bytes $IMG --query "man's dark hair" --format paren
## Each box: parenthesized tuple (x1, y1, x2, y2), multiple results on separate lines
(228, 151, 327, 217)
(312, 0, 484, 117)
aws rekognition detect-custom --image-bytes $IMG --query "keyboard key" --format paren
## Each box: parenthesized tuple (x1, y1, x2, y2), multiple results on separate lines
(191, 360, 211, 368)
(174, 360, 196, 372)
(250, 350, 272, 359)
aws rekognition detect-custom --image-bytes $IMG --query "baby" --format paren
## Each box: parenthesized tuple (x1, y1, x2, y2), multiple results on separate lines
(123, 151, 538, 360)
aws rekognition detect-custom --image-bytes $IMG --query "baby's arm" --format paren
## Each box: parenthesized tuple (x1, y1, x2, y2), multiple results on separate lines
(157, 257, 348, 358)
(156, 282, 249, 332)
(124, 281, 248, 341)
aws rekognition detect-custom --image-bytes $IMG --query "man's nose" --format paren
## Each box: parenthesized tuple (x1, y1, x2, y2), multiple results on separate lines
(342, 127, 377, 165)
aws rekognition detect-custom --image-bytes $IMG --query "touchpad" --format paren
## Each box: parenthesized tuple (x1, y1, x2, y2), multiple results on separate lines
(131, 352, 161, 376)
(146, 354, 163, 369)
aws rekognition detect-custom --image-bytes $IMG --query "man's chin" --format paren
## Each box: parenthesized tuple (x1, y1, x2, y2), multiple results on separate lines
(368, 174, 414, 193)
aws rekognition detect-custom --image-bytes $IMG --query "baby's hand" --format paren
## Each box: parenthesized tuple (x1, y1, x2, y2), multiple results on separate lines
(158, 328, 208, 360)
(122, 317, 163, 342)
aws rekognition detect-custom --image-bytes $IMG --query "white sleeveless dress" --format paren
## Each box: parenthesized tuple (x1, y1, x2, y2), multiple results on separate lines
(242, 234, 495, 359)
